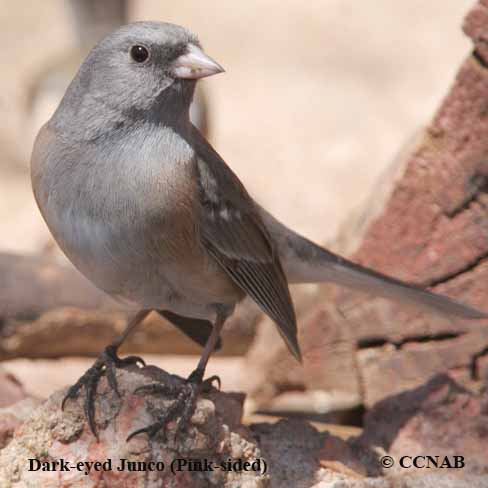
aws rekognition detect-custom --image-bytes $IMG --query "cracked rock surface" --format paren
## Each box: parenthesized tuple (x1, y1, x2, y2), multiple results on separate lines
(0, 366, 266, 488)
(1, 368, 488, 487)
(244, 0, 488, 413)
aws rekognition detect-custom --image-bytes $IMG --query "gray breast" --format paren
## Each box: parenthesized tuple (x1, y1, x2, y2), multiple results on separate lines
(33, 122, 197, 306)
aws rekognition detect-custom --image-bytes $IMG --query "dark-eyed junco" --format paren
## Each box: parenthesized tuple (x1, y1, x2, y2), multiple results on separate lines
(31, 21, 487, 439)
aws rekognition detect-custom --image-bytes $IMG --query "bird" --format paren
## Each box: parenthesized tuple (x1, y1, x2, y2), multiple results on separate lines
(27, 0, 210, 158)
(31, 21, 487, 440)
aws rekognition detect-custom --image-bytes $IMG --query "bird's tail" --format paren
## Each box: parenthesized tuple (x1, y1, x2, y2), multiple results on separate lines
(258, 205, 487, 320)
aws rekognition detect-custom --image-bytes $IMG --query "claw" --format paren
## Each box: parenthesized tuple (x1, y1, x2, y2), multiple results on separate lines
(85, 373, 99, 437)
(127, 368, 220, 442)
(105, 360, 120, 397)
(127, 405, 178, 442)
(106, 345, 145, 368)
(126, 427, 150, 443)
(201, 375, 221, 391)
(61, 346, 145, 437)
(174, 384, 199, 440)
(134, 383, 176, 396)
(62, 383, 80, 411)
(121, 355, 146, 367)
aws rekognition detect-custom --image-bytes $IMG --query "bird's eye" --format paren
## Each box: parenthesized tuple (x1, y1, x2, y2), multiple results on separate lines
(130, 45, 150, 63)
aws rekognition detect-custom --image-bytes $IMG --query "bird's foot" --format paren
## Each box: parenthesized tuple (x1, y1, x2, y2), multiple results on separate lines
(61, 345, 145, 437)
(127, 369, 220, 442)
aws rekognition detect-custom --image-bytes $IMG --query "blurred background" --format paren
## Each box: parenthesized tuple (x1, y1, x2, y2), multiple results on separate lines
(0, 0, 476, 422)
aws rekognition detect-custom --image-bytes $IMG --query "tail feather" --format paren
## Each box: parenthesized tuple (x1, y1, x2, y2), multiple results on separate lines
(258, 205, 488, 320)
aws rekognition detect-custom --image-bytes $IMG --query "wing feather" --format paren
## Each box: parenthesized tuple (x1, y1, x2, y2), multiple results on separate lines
(193, 143, 301, 361)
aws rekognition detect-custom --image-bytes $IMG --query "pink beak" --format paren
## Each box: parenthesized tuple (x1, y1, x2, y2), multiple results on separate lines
(171, 44, 225, 80)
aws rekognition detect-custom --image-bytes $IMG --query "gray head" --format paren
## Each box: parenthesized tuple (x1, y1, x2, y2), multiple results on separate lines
(51, 22, 223, 135)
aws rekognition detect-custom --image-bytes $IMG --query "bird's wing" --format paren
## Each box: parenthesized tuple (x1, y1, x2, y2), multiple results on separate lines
(192, 138, 301, 361)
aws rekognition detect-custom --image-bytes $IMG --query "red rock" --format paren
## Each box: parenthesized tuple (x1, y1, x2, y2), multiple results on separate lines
(358, 374, 488, 475)
(251, 419, 371, 487)
(0, 398, 41, 449)
(0, 366, 267, 487)
(0, 367, 28, 407)
(244, 0, 488, 412)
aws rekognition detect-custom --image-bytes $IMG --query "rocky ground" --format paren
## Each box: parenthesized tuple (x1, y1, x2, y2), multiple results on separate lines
(0, 367, 487, 487)
(1, 0, 488, 486)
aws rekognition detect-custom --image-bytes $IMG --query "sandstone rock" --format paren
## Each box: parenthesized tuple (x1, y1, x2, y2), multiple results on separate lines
(242, 289, 362, 415)
(0, 398, 41, 450)
(251, 419, 371, 488)
(356, 329, 488, 406)
(358, 374, 488, 475)
(0, 366, 40, 450)
(0, 252, 258, 360)
(1, 355, 244, 399)
(244, 0, 488, 412)
(311, 473, 488, 488)
(0, 365, 267, 487)
(0, 367, 28, 407)
(0, 365, 373, 488)
(2, 367, 487, 487)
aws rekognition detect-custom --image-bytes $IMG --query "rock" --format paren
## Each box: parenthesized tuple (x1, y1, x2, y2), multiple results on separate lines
(0, 252, 259, 360)
(1, 355, 244, 400)
(0, 398, 41, 450)
(242, 289, 362, 416)
(0, 365, 267, 487)
(244, 0, 488, 412)
(358, 374, 488, 475)
(310, 473, 488, 488)
(251, 419, 371, 488)
(0, 366, 40, 450)
(356, 330, 488, 407)
(0, 367, 28, 407)
(2, 368, 487, 486)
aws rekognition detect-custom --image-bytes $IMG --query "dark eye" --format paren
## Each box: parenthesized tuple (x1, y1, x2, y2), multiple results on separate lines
(130, 45, 150, 63)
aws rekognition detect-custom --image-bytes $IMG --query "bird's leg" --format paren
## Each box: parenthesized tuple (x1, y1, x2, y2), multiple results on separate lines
(62, 309, 150, 437)
(185, 310, 225, 390)
(127, 309, 227, 441)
